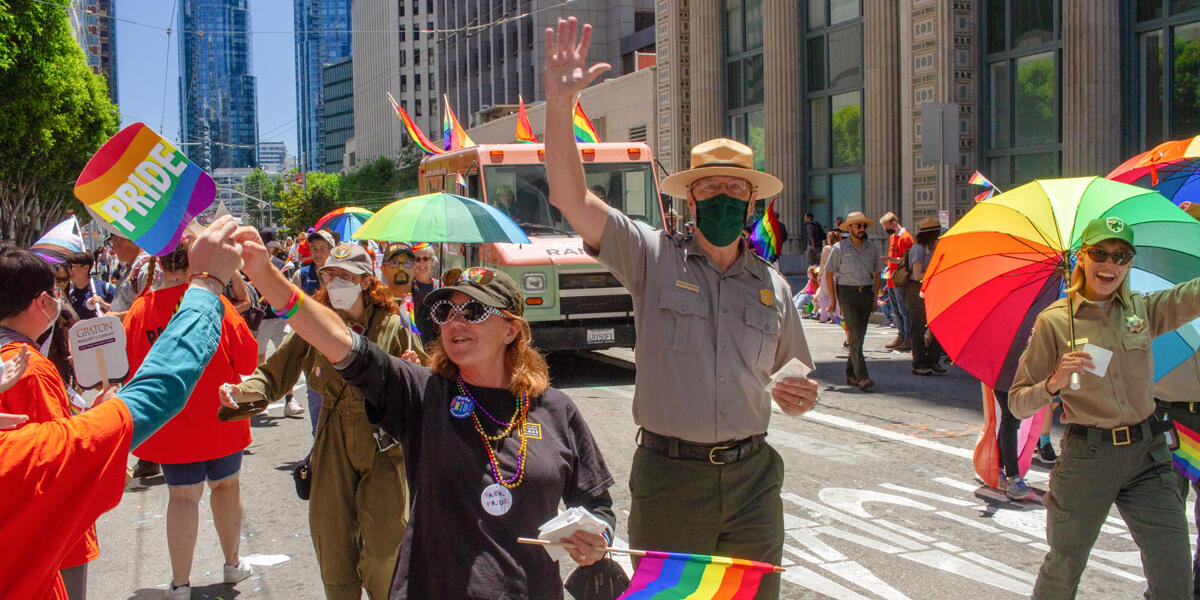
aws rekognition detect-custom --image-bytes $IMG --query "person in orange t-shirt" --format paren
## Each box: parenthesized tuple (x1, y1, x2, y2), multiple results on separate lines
(0, 242, 99, 600)
(880, 211, 914, 351)
(0, 218, 241, 600)
(121, 241, 259, 599)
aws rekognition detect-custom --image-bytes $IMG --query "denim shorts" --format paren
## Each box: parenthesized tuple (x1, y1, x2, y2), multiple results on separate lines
(160, 450, 243, 487)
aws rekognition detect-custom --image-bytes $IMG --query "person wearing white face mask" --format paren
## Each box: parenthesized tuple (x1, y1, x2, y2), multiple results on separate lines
(219, 242, 426, 600)
(0, 241, 94, 600)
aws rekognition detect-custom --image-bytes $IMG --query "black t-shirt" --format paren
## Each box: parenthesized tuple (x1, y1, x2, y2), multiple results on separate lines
(66, 278, 115, 320)
(339, 341, 615, 599)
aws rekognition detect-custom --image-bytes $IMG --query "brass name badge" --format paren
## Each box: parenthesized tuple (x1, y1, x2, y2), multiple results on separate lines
(760, 289, 774, 306)
(1072, 338, 1089, 348)
(675, 280, 700, 293)
(522, 423, 542, 439)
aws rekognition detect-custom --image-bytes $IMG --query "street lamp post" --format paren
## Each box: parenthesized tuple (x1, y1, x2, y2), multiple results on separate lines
(217, 186, 275, 229)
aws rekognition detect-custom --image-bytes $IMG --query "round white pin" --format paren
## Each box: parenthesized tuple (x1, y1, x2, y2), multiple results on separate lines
(481, 483, 513, 516)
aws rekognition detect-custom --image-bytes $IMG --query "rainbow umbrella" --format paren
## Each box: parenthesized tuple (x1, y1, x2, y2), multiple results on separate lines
(1108, 135, 1200, 186)
(313, 206, 374, 241)
(922, 176, 1200, 390)
(352, 192, 531, 244)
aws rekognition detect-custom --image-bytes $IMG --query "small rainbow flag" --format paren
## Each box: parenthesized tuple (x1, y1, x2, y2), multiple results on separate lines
(1173, 421, 1200, 482)
(31, 216, 86, 263)
(515, 95, 536, 143)
(388, 93, 443, 155)
(573, 99, 600, 143)
(616, 551, 775, 600)
(967, 171, 994, 188)
(443, 94, 475, 151)
(748, 198, 783, 261)
(73, 122, 216, 256)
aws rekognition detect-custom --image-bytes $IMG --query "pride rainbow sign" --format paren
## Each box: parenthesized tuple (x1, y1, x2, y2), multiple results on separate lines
(74, 122, 215, 256)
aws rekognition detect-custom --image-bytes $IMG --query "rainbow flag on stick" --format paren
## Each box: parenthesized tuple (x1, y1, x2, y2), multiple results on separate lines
(518, 538, 779, 600)
(748, 198, 784, 261)
(515, 95, 536, 143)
(387, 93, 443, 155)
(968, 171, 1001, 203)
(443, 94, 475, 151)
(1173, 421, 1200, 482)
(573, 99, 600, 143)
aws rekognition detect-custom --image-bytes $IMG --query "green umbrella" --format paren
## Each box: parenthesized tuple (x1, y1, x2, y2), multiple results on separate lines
(352, 192, 532, 243)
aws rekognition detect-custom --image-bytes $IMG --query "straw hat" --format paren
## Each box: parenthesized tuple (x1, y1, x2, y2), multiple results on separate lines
(917, 216, 940, 233)
(839, 211, 873, 231)
(660, 138, 783, 198)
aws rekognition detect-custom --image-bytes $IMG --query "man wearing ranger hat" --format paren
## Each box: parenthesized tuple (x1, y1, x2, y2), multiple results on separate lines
(825, 211, 885, 390)
(541, 17, 818, 598)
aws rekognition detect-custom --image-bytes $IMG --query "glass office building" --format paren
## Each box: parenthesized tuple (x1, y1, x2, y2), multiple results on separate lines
(178, 0, 259, 171)
(295, 0, 352, 172)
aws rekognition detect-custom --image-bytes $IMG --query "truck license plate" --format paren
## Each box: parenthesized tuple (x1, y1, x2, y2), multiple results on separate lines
(586, 328, 615, 344)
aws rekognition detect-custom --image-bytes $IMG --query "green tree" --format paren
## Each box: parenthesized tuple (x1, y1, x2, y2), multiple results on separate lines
(831, 104, 862, 167)
(0, 0, 120, 246)
(278, 171, 340, 232)
(240, 168, 282, 228)
(338, 146, 425, 210)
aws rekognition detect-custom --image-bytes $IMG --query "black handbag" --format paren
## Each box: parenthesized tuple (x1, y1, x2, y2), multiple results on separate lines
(292, 453, 312, 500)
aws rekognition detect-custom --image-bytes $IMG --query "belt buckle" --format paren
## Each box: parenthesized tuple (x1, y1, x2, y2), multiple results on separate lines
(1112, 426, 1132, 446)
(708, 443, 734, 465)
(1191, 402, 1198, 414)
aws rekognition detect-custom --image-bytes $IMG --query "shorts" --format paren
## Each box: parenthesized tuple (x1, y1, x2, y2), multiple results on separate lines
(160, 450, 243, 487)
(256, 317, 288, 355)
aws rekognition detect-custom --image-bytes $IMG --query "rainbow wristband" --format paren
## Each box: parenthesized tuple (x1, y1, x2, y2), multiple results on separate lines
(275, 290, 302, 319)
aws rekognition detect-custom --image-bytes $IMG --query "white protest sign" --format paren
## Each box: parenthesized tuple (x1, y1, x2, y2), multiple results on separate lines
(69, 316, 128, 389)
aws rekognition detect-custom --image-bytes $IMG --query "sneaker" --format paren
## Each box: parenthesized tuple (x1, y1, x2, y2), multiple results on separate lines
(995, 474, 1008, 493)
(164, 582, 190, 600)
(1006, 476, 1034, 500)
(1037, 441, 1058, 463)
(131, 459, 160, 479)
(223, 558, 252, 584)
(912, 367, 932, 376)
(284, 396, 305, 418)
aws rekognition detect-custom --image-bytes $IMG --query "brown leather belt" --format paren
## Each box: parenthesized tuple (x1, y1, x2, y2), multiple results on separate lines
(637, 428, 766, 465)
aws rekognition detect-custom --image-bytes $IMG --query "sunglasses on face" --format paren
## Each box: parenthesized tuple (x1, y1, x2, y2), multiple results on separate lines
(1082, 247, 1134, 266)
(383, 259, 415, 269)
(849, 224, 868, 230)
(415, 256, 434, 263)
(320, 271, 361, 284)
(429, 299, 502, 324)
(441, 267, 495, 287)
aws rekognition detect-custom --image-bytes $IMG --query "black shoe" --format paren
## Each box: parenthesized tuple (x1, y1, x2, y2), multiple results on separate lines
(1037, 441, 1057, 463)
(131, 459, 160, 479)
(912, 367, 932, 376)
(929, 362, 946, 374)
(847, 376, 860, 387)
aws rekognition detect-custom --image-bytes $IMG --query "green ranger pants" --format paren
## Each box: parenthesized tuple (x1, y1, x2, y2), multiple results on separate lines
(835, 285, 875, 380)
(310, 399, 409, 600)
(1159, 401, 1200, 599)
(627, 441, 785, 600)
(1034, 422, 1189, 599)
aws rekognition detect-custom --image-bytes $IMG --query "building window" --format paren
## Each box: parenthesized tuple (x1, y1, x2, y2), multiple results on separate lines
(412, 0, 419, 15)
(983, 0, 1061, 188)
(416, 99, 422, 116)
(415, 49, 421, 66)
(416, 73, 422, 91)
(805, 0, 863, 225)
(724, 0, 765, 171)
(1134, 1, 1200, 149)
(401, 74, 407, 93)
(400, 49, 407, 66)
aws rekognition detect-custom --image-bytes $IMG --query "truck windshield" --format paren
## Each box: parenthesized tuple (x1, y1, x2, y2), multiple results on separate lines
(482, 163, 662, 234)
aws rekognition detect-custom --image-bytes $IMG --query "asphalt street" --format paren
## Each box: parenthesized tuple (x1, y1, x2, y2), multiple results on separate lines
(90, 318, 1192, 599)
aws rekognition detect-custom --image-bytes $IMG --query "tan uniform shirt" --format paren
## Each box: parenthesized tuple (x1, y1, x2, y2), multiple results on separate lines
(826, 238, 884, 287)
(1153, 352, 1200, 404)
(586, 208, 813, 443)
(1010, 277, 1200, 428)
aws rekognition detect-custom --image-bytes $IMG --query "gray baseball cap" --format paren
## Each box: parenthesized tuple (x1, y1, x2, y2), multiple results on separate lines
(319, 243, 373, 276)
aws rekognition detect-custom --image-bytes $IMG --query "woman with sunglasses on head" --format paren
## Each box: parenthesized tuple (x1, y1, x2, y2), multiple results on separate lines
(1009, 216, 1200, 598)
(409, 243, 440, 346)
(228, 227, 615, 599)
(219, 242, 425, 600)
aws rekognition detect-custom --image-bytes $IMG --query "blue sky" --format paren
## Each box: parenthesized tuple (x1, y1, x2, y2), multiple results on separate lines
(115, 0, 299, 155)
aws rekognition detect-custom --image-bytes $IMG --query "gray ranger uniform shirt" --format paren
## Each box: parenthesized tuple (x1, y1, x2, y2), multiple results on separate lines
(585, 208, 814, 443)
(826, 238, 884, 287)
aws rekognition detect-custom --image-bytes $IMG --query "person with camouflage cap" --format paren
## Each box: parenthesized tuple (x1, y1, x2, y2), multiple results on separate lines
(1010, 216, 1200, 598)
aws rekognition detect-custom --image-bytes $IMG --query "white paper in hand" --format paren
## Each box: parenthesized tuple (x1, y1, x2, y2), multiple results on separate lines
(1082, 343, 1113, 378)
(536, 506, 608, 561)
(764, 357, 815, 393)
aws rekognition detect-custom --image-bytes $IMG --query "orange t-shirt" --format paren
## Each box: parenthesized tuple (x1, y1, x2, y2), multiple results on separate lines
(0, 398, 133, 599)
(0, 342, 100, 569)
(122, 285, 258, 463)
(886, 229, 914, 288)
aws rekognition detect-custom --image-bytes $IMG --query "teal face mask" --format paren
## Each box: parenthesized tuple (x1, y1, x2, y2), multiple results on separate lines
(694, 193, 749, 247)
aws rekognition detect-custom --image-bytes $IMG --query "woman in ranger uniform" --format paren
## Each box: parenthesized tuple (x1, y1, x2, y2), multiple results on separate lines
(1009, 216, 1199, 599)
(219, 242, 426, 600)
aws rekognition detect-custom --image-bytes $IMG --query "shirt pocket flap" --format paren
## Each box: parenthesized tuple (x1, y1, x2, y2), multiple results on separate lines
(1122, 332, 1151, 352)
(659, 289, 709, 318)
(744, 305, 781, 335)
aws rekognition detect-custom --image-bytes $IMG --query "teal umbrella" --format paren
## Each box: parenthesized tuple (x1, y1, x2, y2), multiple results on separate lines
(353, 192, 532, 244)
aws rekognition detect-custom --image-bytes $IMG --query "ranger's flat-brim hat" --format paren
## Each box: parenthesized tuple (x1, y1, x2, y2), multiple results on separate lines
(839, 211, 873, 231)
(660, 138, 783, 199)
